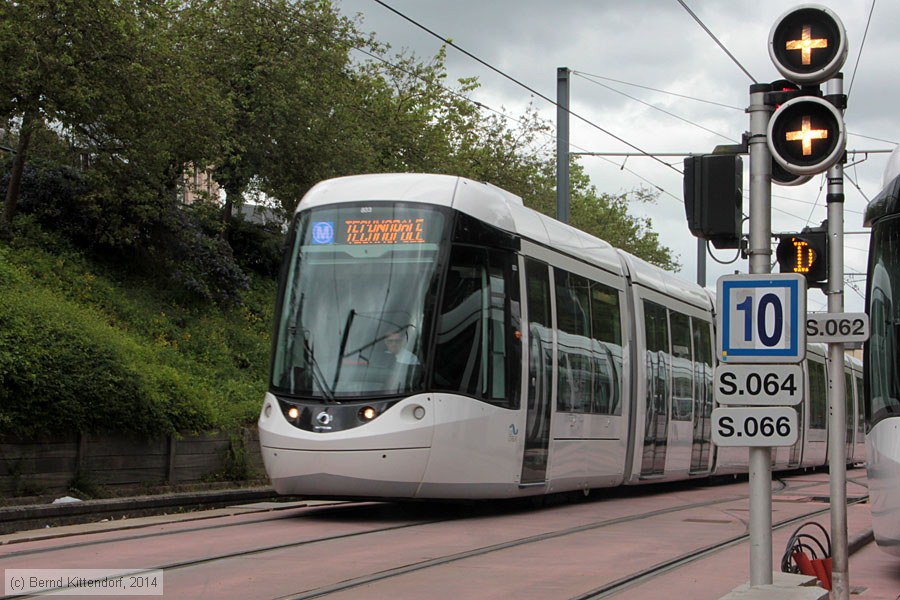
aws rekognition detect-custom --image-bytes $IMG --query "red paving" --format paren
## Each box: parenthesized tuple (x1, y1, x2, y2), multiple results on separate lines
(1, 471, 897, 599)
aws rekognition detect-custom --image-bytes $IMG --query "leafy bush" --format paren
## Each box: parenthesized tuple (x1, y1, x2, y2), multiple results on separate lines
(228, 215, 286, 278)
(155, 203, 251, 305)
(6, 159, 251, 305)
(3, 159, 91, 240)
(0, 278, 212, 437)
(0, 228, 272, 439)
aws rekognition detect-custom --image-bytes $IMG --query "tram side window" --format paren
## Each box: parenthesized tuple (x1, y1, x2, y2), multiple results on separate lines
(669, 312, 693, 422)
(555, 269, 593, 413)
(590, 281, 623, 415)
(845, 371, 855, 442)
(432, 245, 520, 408)
(808, 360, 827, 430)
(854, 376, 865, 440)
(643, 300, 670, 425)
(644, 300, 670, 460)
(866, 216, 900, 425)
(525, 259, 553, 424)
(691, 318, 714, 469)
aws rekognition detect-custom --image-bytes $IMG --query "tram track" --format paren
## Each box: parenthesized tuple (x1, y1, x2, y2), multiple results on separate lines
(1, 479, 769, 561)
(268, 480, 840, 600)
(0, 501, 431, 559)
(571, 497, 870, 599)
(1, 475, 868, 600)
(269, 478, 864, 600)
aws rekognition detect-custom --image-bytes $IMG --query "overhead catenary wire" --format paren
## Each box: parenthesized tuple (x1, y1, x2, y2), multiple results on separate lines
(675, 0, 757, 84)
(351, 46, 685, 203)
(571, 71, 744, 111)
(364, 0, 872, 290)
(847, 0, 876, 99)
(571, 72, 739, 143)
(371, 0, 682, 175)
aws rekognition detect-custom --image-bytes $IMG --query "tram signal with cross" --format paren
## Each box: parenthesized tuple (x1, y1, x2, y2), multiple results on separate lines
(785, 25, 828, 66)
(766, 5, 847, 176)
(768, 95, 845, 176)
(768, 5, 847, 84)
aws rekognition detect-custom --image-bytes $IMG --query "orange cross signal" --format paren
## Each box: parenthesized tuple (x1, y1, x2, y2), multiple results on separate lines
(785, 116, 828, 156)
(785, 25, 828, 65)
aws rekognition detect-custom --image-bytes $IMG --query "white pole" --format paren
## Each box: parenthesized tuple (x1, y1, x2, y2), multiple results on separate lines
(826, 74, 850, 600)
(747, 82, 774, 587)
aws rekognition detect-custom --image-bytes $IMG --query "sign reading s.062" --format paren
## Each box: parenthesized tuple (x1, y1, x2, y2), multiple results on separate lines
(806, 312, 870, 343)
(716, 274, 807, 363)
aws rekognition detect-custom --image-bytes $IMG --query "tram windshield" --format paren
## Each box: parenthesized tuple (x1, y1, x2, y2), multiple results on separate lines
(271, 204, 445, 400)
(866, 214, 900, 423)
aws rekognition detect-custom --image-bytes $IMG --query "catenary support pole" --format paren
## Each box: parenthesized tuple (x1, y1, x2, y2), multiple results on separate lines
(747, 82, 774, 587)
(556, 67, 570, 224)
(826, 74, 850, 600)
(697, 238, 706, 287)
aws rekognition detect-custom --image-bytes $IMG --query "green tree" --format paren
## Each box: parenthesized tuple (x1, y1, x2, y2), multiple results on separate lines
(184, 0, 367, 222)
(0, 1, 226, 235)
(569, 166, 680, 271)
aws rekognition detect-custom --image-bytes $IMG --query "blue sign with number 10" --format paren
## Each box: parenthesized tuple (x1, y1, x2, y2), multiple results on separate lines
(716, 274, 806, 364)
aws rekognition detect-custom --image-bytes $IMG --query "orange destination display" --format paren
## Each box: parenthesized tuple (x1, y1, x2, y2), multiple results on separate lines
(344, 218, 427, 245)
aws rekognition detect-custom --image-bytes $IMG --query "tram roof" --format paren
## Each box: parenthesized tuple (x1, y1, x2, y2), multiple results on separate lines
(298, 173, 709, 307)
(299, 173, 624, 275)
(865, 173, 900, 227)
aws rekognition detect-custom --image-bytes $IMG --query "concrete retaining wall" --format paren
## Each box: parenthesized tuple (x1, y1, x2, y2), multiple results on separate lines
(0, 428, 264, 497)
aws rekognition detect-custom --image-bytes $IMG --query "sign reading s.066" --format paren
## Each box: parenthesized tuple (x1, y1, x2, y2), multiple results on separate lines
(712, 407, 799, 447)
(716, 274, 807, 364)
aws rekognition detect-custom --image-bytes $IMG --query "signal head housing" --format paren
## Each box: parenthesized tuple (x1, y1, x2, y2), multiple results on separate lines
(769, 4, 848, 85)
(767, 95, 846, 176)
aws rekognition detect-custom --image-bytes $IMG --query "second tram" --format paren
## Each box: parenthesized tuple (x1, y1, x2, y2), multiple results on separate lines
(864, 152, 900, 557)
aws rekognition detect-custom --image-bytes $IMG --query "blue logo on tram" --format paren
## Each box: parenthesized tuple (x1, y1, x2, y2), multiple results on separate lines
(311, 221, 334, 245)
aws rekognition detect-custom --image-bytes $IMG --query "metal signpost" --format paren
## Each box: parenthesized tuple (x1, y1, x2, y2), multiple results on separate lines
(715, 273, 806, 586)
(717, 5, 857, 593)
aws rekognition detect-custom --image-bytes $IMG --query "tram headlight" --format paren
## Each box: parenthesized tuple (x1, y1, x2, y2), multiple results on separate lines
(358, 406, 377, 422)
(287, 406, 300, 420)
(413, 406, 426, 420)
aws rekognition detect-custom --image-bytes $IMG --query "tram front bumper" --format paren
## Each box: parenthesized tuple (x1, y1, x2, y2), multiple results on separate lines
(258, 393, 435, 498)
(261, 445, 431, 498)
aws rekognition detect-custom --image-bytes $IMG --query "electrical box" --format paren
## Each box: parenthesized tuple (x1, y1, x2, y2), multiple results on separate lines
(683, 154, 743, 249)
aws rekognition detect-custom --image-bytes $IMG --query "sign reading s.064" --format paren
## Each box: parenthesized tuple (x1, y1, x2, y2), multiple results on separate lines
(715, 364, 803, 406)
(716, 274, 807, 364)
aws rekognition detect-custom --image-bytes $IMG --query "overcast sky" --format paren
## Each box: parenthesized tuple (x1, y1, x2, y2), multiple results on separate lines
(334, 0, 896, 313)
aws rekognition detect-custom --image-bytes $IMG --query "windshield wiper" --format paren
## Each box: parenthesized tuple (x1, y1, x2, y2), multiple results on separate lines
(331, 309, 356, 390)
(303, 332, 335, 403)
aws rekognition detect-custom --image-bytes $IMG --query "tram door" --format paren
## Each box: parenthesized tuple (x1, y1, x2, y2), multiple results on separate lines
(666, 312, 694, 472)
(689, 318, 714, 475)
(521, 259, 553, 484)
(641, 301, 670, 477)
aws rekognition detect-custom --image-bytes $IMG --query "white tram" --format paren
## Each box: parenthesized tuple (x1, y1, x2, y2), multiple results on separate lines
(259, 173, 864, 500)
(864, 152, 900, 557)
